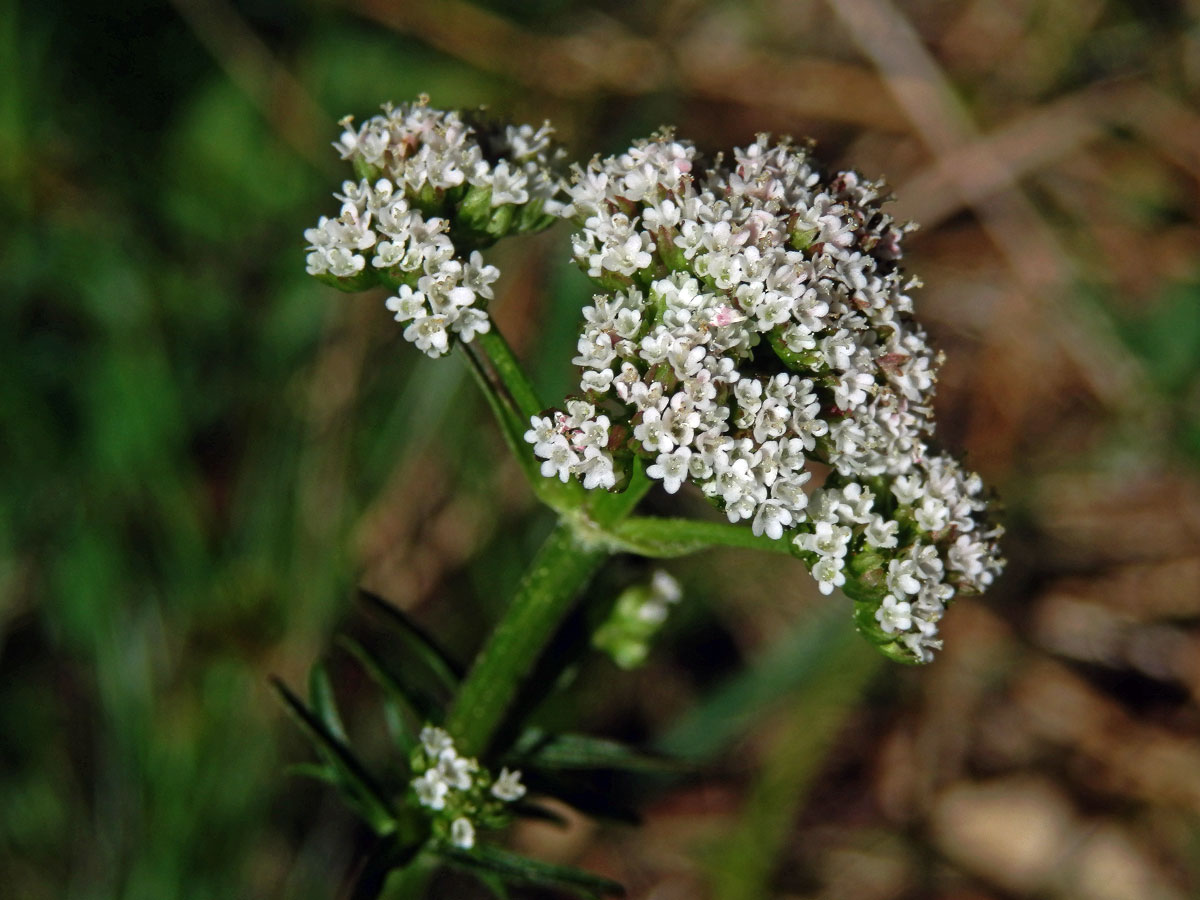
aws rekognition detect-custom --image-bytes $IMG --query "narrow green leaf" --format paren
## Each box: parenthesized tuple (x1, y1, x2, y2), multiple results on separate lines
(283, 762, 337, 784)
(272, 677, 397, 833)
(511, 730, 686, 774)
(284, 764, 394, 834)
(359, 588, 464, 691)
(337, 635, 444, 728)
(440, 844, 625, 899)
(381, 697, 417, 757)
(308, 663, 348, 742)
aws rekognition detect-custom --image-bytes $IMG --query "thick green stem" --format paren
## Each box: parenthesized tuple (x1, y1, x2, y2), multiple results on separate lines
(471, 329, 542, 420)
(446, 521, 608, 757)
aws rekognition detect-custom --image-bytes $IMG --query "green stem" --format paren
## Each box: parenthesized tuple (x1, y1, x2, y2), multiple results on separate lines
(446, 521, 609, 757)
(460, 332, 585, 513)
(608, 516, 795, 558)
(454, 325, 810, 758)
(472, 329, 542, 419)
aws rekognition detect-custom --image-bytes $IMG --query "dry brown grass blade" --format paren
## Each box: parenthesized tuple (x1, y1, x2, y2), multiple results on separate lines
(352, 0, 668, 96)
(1109, 82, 1200, 184)
(673, 44, 909, 132)
(895, 82, 1128, 229)
(1014, 657, 1200, 814)
(350, 0, 911, 129)
(826, 0, 1150, 453)
(168, 0, 334, 173)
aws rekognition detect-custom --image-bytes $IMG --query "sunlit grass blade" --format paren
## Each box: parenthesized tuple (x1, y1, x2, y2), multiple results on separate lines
(709, 629, 881, 900)
(657, 603, 857, 762)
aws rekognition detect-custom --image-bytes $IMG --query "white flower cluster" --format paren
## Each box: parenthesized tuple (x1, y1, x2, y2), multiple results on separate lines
(527, 133, 1004, 663)
(410, 725, 526, 850)
(304, 99, 567, 357)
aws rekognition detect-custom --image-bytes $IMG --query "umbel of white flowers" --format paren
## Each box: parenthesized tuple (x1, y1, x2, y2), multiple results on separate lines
(303, 101, 1005, 665)
(524, 131, 1005, 664)
(410, 726, 526, 850)
(304, 97, 567, 357)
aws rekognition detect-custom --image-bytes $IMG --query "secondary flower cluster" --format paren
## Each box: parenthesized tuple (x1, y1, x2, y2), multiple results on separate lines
(593, 570, 683, 668)
(304, 98, 567, 357)
(410, 726, 527, 850)
(525, 132, 1004, 663)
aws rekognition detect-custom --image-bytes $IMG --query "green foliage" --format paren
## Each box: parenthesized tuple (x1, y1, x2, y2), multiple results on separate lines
(442, 845, 625, 899)
(275, 606, 677, 896)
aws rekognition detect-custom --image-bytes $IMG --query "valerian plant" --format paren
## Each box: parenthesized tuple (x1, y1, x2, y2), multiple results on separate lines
(285, 96, 1005, 897)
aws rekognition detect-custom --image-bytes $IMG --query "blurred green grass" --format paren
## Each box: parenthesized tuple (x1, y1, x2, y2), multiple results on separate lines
(5, 0, 1200, 898)
(0, 3, 515, 896)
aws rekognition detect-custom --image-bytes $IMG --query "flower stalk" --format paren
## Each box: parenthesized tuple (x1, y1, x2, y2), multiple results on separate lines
(444, 519, 609, 757)
(293, 96, 1008, 896)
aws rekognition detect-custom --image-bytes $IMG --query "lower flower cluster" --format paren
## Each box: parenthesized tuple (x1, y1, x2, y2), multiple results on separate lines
(409, 726, 526, 850)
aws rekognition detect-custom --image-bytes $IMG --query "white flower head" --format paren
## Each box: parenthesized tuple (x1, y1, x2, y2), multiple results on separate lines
(875, 594, 913, 634)
(412, 769, 449, 811)
(491, 768, 527, 802)
(450, 817, 476, 849)
(419, 726, 454, 757)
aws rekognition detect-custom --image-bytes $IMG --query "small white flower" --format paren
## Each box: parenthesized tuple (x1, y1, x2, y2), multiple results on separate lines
(886, 559, 922, 596)
(491, 768, 527, 802)
(646, 447, 692, 494)
(403, 314, 451, 357)
(385, 285, 428, 322)
(649, 570, 682, 605)
(811, 556, 846, 595)
(576, 447, 617, 490)
(412, 770, 449, 810)
(875, 595, 913, 634)
(419, 726, 454, 757)
(437, 750, 476, 791)
(634, 408, 675, 454)
(450, 817, 476, 850)
(751, 499, 792, 540)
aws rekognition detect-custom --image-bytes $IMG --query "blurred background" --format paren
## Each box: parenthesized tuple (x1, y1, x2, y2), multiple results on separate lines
(4, 0, 1200, 897)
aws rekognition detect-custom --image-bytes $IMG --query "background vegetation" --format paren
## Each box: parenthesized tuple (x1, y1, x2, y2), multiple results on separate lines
(4, 0, 1200, 897)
